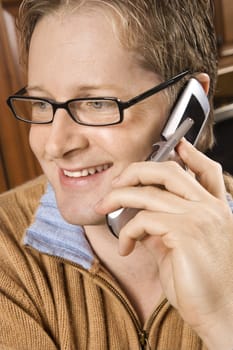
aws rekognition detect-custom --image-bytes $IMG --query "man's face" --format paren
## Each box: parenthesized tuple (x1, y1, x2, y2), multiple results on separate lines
(28, 8, 169, 226)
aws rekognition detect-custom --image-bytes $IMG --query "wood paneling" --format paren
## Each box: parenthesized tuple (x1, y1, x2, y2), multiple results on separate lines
(214, 0, 233, 60)
(0, 2, 42, 193)
(1, 0, 21, 16)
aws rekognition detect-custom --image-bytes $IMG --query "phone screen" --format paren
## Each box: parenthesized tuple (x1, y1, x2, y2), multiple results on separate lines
(178, 94, 206, 145)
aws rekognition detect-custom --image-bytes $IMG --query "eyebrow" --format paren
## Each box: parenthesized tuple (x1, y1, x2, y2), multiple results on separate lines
(26, 84, 122, 96)
(26, 86, 49, 94)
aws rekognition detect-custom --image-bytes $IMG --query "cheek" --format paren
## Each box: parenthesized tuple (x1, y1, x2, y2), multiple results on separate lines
(119, 109, 168, 159)
(102, 117, 164, 163)
(29, 126, 45, 159)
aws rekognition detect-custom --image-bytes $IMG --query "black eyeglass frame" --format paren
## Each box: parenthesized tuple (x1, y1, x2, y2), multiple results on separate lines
(6, 70, 190, 127)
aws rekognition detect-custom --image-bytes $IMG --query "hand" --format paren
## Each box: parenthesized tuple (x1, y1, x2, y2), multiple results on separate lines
(96, 139, 233, 349)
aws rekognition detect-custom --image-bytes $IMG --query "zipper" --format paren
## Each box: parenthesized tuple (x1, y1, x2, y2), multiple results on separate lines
(144, 298, 167, 335)
(138, 300, 167, 349)
(138, 330, 150, 350)
(26, 247, 167, 349)
(90, 273, 167, 349)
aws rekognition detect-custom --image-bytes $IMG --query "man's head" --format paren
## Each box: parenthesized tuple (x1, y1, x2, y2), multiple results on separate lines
(15, 1, 218, 225)
(18, 0, 217, 151)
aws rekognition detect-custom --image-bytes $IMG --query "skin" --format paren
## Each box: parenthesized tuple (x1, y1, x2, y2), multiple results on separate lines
(28, 8, 169, 226)
(28, 7, 233, 350)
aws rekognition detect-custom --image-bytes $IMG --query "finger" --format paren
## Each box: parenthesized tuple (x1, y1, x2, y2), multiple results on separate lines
(177, 139, 227, 201)
(118, 210, 187, 256)
(112, 160, 209, 202)
(95, 184, 192, 215)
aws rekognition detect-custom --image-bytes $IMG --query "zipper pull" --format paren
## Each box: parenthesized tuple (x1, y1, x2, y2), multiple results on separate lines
(139, 330, 151, 349)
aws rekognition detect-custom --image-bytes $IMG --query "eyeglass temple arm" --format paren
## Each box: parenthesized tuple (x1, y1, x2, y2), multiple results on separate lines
(124, 70, 190, 109)
(12, 87, 27, 96)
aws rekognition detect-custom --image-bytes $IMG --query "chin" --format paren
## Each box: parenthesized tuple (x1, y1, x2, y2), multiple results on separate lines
(57, 203, 105, 227)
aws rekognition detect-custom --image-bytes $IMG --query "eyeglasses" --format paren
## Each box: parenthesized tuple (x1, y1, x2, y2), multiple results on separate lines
(6, 70, 189, 127)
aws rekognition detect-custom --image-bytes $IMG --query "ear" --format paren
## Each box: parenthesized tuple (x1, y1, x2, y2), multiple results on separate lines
(195, 73, 210, 95)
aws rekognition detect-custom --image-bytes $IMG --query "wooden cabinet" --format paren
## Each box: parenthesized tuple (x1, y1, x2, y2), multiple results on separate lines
(2, 0, 20, 16)
(213, 0, 233, 109)
(0, 0, 42, 193)
(214, 0, 233, 66)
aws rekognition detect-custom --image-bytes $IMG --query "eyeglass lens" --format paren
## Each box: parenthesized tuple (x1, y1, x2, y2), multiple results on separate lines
(11, 98, 121, 125)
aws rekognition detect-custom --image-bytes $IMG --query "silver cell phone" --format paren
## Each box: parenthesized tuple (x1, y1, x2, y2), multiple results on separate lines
(107, 78, 210, 238)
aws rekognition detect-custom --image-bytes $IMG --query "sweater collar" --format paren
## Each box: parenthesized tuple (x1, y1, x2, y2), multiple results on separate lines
(24, 183, 94, 270)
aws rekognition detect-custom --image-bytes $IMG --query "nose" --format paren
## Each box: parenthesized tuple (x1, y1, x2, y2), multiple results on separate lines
(45, 109, 89, 159)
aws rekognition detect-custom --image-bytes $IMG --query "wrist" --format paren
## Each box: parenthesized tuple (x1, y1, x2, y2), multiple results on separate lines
(195, 309, 233, 350)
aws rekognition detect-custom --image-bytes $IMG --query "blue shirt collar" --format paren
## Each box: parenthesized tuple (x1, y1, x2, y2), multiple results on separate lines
(24, 183, 94, 270)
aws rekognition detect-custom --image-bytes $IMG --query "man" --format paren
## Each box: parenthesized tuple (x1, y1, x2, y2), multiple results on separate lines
(1, 1, 233, 349)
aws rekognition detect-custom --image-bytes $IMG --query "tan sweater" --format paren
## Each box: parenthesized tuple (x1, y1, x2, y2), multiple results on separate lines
(0, 176, 208, 350)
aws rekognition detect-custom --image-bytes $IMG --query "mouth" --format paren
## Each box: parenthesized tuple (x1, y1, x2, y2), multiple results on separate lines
(63, 164, 111, 178)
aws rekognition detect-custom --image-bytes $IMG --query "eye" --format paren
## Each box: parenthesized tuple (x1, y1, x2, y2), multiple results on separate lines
(88, 101, 102, 109)
(86, 100, 115, 110)
(31, 100, 50, 111)
(30, 99, 52, 122)
(68, 99, 120, 125)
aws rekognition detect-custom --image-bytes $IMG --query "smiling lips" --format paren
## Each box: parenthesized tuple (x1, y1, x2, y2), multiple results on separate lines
(63, 164, 110, 178)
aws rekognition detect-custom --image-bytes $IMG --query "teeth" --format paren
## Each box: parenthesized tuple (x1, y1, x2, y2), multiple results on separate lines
(81, 169, 88, 177)
(96, 166, 103, 173)
(63, 165, 109, 178)
(88, 168, 96, 175)
(64, 170, 82, 177)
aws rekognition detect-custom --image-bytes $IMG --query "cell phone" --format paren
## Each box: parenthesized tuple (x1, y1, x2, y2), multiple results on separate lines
(107, 78, 210, 238)
(162, 78, 210, 145)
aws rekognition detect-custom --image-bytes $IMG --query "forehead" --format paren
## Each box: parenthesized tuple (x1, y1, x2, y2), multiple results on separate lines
(28, 7, 159, 97)
(29, 9, 116, 58)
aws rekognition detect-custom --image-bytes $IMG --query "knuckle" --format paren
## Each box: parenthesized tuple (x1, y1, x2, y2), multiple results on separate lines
(209, 159, 222, 173)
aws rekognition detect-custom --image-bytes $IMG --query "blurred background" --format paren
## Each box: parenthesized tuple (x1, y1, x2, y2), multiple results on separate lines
(0, 0, 233, 194)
